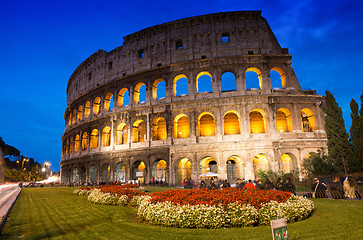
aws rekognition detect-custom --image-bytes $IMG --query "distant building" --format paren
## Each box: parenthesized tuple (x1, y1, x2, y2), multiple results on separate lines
(61, 11, 327, 185)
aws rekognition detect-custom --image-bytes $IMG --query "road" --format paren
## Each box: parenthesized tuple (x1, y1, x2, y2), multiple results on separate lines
(0, 184, 19, 216)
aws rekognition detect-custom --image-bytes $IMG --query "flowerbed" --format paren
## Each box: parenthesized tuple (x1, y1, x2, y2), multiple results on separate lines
(73, 185, 314, 228)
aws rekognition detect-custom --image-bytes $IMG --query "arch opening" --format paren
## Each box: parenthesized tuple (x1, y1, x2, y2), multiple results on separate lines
(253, 154, 269, 174)
(300, 108, 316, 132)
(77, 105, 83, 121)
(84, 101, 91, 118)
(104, 93, 113, 111)
(115, 163, 126, 182)
(118, 88, 129, 107)
(132, 120, 146, 142)
(90, 129, 99, 149)
(81, 132, 88, 151)
(200, 157, 217, 174)
(249, 109, 267, 133)
(152, 117, 167, 140)
(152, 79, 166, 100)
(116, 123, 127, 145)
(175, 158, 191, 185)
(196, 71, 213, 93)
(102, 126, 111, 147)
(221, 72, 237, 92)
(134, 83, 146, 104)
(132, 161, 145, 184)
(224, 111, 240, 135)
(72, 167, 78, 184)
(246, 67, 262, 90)
(74, 134, 80, 152)
(101, 164, 110, 183)
(89, 165, 97, 183)
(276, 108, 293, 132)
(174, 114, 190, 138)
(198, 113, 215, 137)
(93, 97, 101, 115)
(173, 74, 189, 96)
(270, 67, 286, 89)
(152, 160, 167, 183)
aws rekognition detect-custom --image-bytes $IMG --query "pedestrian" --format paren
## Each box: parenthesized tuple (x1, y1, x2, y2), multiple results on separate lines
(328, 176, 344, 199)
(281, 178, 296, 195)
(311, 178, 327, 198)
(343, 176, 357, 199)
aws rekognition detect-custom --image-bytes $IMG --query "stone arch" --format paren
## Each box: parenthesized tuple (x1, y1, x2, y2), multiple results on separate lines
(72, 109, 76, 125)
(102, 126, 111, 147)
(77, 105, 83, 121)
(132, 161, 146, 183)
(246, 67, 262, 90)
(221, 71, 237, 92)
(175, 158, 191, 185)
(118, 88, 129, 107)
(226, 155, 244, 180)
(115, 162, 126, 182)
(152, 78, 166, 100)
(93, 97, 101, 115)
(280, 153, 298, 173)
(253, 154, 270, 174)
(173, 74, 189, 96)
(300, 108, 316, 132)
(198, 112, 215, 136)
(276, 108, 293, 132)
(152, 159, 167, 182)
(116, 123, 127, 145)
(80, 166, 86, 184)
(104, 92, 113, 111)
(132, 119, 146, 142)
(72, 167, 78, 183)
(249, 109, 267, 133)
(174, 114, 190, 138)
(152, 117, 167, 140)
(90, 129, 99, 149)
(196, 71, 213, 93)
(84, 101, 91, 118)
(270, 67, 286, 89)
(69, 137, 74, 153)
(81, 132, 88, 151)
(134, 82, 147, 104)
(89, 165, 97, 183)
(223, 110, 240, 135)
(200, 156, 218, 175)
(74, 134, 80, 152)
(101, 163, 110, 183)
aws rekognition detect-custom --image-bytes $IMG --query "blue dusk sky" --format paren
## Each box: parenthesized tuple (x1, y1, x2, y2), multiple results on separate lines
(0, 0, 362, 171)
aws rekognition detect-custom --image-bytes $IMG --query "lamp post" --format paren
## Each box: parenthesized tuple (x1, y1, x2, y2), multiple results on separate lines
(22, 157, 28, 170)
(43, 162, 51, 177)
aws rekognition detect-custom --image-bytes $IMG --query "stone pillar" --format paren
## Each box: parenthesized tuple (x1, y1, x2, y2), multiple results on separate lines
(292, 103, 302, 132)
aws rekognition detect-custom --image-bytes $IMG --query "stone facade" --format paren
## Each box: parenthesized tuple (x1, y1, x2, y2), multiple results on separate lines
(61, 11, 327, 185)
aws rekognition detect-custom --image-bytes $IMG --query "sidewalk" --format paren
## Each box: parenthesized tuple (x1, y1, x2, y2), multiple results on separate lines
(0, 187, 21, 234)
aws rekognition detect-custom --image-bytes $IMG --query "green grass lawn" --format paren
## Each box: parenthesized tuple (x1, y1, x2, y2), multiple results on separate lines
(1, 187, 362, 240)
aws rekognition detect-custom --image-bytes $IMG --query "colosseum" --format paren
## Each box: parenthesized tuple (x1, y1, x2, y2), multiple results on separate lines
(61, 11, 327, 185)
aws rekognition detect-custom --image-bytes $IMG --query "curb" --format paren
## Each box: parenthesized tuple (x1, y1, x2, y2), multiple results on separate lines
(0, 188, 22, 235)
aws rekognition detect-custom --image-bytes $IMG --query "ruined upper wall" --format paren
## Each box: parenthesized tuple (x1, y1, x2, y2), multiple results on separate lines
(66, 11, 292, 104)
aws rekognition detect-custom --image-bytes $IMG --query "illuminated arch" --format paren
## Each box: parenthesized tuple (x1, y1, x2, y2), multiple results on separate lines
(221, 72, 237, 92)
(74, 134, 80, 152)
(134, 82, 146, 104)
(198, 112, 215, 136)
(196, 71, 213, 93)
(175, 158, 191, 185)
(116, 123, 127, 145)
(84, 101, 91, 118)
(270, 67, 286, 89)
(280, 153, 296, 173)
(152, 160, 167, 182)
(223, 111, 240, 135)
(249, 109, 267, 133)
(68, 113, 71, 126)
(174, 114, 190, 138)
(246, 67, 262, 90)
(80, 166, 86, 184)
(132, 120, 146, 142)
(93, 97, 101, 115)
(132, 161, 146, 183)
(276, 108, 293, 132)
(104, 92, 113, 111)
(152, 117, 167, 140)
(102, 126, 111, 147)
(253, 154, 269, 173)
(152, 79, 166, 100)
(115, 162, 126, 182)
(226, 156, 243, 180)
(200, 157, 217, 174)
(81, 132, 88, 150)
(118, 88, 129, 107)
(173, 74, 189, 96)
(72, 109, 76, 125)
(77, 105, 83, 121)
(90, 129, 99, 149)
(72, 167, 78, 183)
(69, 137, 74, 153)
(300, 108, 316, 132)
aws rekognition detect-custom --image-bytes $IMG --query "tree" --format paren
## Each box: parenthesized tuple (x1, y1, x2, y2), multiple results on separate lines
(350, 97, 363, 172)
(323, 91, 351, 174)
(302, 150, 337, 177)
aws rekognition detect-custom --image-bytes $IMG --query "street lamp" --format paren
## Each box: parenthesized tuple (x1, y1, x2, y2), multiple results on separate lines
(44, 162, 51, 177)
(22, 157, 28, 170)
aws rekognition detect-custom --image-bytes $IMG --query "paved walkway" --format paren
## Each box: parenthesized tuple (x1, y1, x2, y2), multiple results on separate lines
(0, 184, 21, 234)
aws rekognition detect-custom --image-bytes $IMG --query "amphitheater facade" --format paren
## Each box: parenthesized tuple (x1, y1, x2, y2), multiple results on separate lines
(61, 11, 327, 185)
